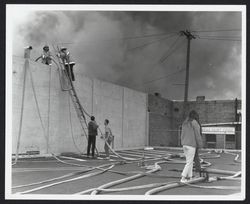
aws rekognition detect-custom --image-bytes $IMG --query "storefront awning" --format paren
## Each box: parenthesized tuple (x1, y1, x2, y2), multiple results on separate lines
(202, 126, 235, 135)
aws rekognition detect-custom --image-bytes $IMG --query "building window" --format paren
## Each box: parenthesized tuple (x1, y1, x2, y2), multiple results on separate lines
(205, 134, 216, 142)
(226, 135, 235, 142)
(205, 134, 216, 148)
(174, 107, 179, 112)
(225, 135, 236, 149)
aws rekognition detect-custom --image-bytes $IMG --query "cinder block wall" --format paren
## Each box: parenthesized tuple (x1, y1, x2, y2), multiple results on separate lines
(148, 94, 178, 146)
(12, 56, 148, 155)
(173, 100, 240, 124)
(148, 94, 241, 148)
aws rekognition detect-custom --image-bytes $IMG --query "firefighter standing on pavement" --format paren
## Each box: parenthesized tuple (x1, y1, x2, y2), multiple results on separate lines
(87, 116, 99, 158)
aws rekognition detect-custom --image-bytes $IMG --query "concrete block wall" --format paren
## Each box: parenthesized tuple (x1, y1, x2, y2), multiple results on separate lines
(122, 88, 148, 148)
(148, 94, 241, 148)
(190, 100, 237, 124)
(12, 56, 148, 155)
(149, 113, 178, 146)
(12, 58, 51, 155)
(173, 100, 240, 124)
(173, 100, 241, 148)
(91, 79, 123, 152)
(148, 94, 178, 146)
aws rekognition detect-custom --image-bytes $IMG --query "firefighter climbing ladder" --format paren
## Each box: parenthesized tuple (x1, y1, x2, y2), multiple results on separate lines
(53, 45, 99, 155)
(13, 46, 158, 163)
(67, 75, 101, 156)
(53, 46, 142, 161)
(53, 46, 87, 124)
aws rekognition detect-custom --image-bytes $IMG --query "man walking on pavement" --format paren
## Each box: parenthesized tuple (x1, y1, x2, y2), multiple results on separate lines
(87, 116, 99, 158)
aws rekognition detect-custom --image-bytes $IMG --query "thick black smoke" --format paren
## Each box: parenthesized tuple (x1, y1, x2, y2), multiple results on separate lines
(12, 10, 242, 100)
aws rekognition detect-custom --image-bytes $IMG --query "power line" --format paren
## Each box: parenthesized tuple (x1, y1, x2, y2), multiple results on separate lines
(50, 30, 241, 49)
(136, 68, 185, 87)
(127, 33, 178, 51)
(159, 37, 185, 64)
(54, 32, 179, 46)
(192, 29, 241, 33)
(143, 37, 185, 79)
(198, 37, 241, 42)
(158, 34, 181, 62)
(198, 35, 241, 38)
(160, 40, 185, 64)
(122, 31, 179, 40)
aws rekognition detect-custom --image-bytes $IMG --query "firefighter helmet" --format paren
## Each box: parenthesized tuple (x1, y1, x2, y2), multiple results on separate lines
(60, 47, 67, 51)
(43, 45, 49, 50)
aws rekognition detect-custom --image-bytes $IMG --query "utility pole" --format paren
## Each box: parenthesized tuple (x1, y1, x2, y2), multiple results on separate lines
(180, 30, 196, 120)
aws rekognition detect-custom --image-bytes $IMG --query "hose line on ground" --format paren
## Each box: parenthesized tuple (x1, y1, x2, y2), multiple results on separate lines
(90, 161, 164, 195)
(17, 165, 115, 194)
(13, 58, 28, 165)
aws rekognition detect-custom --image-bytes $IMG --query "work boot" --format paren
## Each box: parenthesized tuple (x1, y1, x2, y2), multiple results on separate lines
(180, 177, 189, 183)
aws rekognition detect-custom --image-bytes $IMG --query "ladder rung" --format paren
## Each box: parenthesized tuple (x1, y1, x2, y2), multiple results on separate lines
(75, 108, 80, 112)
(68, 86, 87, 128)
(74, 101, 79, 104)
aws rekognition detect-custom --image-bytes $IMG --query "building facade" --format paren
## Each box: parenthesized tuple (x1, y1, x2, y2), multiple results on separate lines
(148, 94, 241, 149)
(12, 56, 148, 155)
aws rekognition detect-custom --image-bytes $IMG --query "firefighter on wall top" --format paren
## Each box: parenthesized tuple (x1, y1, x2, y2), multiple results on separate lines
(57, 47, 76, 81)
(35, 45, 52, 66)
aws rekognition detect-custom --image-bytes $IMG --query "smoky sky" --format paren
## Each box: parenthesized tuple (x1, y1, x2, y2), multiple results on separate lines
(12, 10, 242, 100)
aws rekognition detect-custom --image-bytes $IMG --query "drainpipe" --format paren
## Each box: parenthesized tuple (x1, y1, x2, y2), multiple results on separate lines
(234, 98, 239, 149)
(234, 98, 238, 122)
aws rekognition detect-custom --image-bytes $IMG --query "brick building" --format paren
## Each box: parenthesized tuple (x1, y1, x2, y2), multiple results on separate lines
(148, 94, 241, 149)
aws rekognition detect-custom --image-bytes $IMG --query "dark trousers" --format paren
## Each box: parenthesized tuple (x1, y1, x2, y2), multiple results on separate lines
(87, 136, 96, 157)
(194, 148, 201, 172)
(65, 64, 75, 81)
(45, 58, 52, 65)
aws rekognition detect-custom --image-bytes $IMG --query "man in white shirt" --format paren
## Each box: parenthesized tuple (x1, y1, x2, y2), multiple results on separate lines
(103, 119, 113, 160)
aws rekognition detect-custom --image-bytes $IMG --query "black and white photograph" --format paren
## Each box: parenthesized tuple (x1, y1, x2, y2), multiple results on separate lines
(5, 4, 246, 201)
